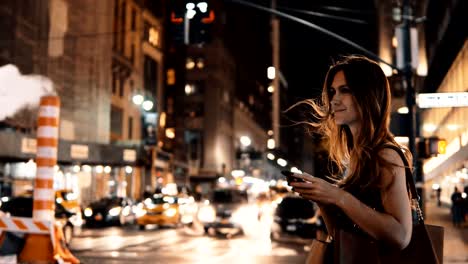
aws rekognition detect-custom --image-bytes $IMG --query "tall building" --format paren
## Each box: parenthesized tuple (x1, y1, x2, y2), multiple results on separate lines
(0, 0, 166, 206)
(163, 0, 273, 195)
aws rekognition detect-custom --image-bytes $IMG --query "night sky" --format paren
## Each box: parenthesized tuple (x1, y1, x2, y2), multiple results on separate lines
(224, 0, 378, 102)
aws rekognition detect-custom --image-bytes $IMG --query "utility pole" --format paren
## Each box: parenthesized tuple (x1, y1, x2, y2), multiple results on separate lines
(271, 0, 280, 148)
(401, 0, 424, 213)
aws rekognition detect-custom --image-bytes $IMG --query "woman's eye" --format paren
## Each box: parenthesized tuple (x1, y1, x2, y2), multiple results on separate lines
(327, 88, 336, 97)
(339, 86, 352, 93)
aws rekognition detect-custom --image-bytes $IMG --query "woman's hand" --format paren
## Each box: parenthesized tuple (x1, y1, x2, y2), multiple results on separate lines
(289, 173, 346, 206)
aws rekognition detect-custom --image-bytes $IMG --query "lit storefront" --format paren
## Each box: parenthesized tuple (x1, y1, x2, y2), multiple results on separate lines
(0, 131, 142, 207)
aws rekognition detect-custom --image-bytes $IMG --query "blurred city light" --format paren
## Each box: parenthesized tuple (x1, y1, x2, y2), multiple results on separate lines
(187, 10, 196, 19)
(277, 158, 287, 167)
(395, 136, 409, 146)
(397, 106, 409, 114)
(142, 100, 154, 111)
(132, 94, 144, 105)
(231, 170, 245, 177)
(186, 3, 195, 10)
(125, 166, 133, 174)
(197, 2, 208, 13)
(240, 136, 251, 147)
(165, 128, 175, 139)
(423, 123, 437, 133)
(267, 138, 275, 149)
(267, 66, 275, 80)
(267, 85, 274, 93)
(290, 167, 302, 174)
(267, 153, 275, 160)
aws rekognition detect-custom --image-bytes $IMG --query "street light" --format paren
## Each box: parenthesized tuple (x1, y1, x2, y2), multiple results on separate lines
(184, 2, 209, 44)
(240, 136, 251, 147)
(132, 93, 154, 112)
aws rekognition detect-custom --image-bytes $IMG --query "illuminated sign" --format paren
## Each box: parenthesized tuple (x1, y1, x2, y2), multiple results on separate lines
(123, 149, 136, 162)
(70, 144, 88, 159)
(21, 138, 37, 154)
(417, 92, 468, 108)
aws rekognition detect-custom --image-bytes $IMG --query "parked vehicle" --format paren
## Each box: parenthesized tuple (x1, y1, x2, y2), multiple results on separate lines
(0, 195, 82, 245)
(270, 194, 321, 244)
(197, 188, 254, 237)
(135, 194, 181, 230)
(83, 196, 136, 227)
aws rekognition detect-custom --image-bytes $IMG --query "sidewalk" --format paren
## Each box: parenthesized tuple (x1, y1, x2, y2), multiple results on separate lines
(425, 200, 468, 264)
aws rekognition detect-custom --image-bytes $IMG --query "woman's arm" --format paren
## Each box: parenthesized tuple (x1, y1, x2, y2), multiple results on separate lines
(290, 149, 412, 249)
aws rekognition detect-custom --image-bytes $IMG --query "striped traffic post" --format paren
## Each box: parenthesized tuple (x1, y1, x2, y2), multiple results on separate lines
(18, 95, 79, 263)
(33, 95, 60, 221)
(18, 95, 60, 263)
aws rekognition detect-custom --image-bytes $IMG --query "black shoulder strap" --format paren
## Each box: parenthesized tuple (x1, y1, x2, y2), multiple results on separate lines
(382, 144, 423, 223)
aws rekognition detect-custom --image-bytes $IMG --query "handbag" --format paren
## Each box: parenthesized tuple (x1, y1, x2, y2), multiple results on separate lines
(332, 145, 444, 264)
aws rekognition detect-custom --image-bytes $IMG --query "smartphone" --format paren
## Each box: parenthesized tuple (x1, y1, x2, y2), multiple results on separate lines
(281, 170, 305, 183)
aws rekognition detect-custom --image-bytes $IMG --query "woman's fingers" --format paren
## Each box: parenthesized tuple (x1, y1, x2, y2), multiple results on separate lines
(293, 172, 315, 182)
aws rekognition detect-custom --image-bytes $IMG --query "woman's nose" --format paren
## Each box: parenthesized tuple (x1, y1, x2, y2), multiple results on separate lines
(331, 94, 341, 105)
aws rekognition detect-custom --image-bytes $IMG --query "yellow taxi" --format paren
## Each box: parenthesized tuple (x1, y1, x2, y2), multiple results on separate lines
(55, 189, 80, 212)
(135, 194, 180, 230)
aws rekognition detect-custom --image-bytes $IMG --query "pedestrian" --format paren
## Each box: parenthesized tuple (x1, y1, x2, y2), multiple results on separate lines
(450, 187, 463, 227)
(436, 187, 442, 207)
(286, 55, 413, 263)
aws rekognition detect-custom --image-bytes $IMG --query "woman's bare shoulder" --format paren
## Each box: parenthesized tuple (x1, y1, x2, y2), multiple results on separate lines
(377, 147, 406, 188)
(378, 147, 405, 167)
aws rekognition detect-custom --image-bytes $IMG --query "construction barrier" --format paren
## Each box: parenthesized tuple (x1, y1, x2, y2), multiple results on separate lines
(1, 96, 80, 264)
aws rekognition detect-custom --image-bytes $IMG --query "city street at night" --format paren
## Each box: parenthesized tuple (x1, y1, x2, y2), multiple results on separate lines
(70, 215, 307, 263)
(0, 0, 467, 263)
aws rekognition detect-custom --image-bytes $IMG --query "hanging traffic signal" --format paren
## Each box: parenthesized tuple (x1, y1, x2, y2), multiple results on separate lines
(418, 137, 447, 159)
(429, 137, 446, 155)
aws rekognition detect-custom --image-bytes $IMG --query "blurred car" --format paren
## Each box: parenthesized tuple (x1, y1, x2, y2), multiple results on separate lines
(176, 193, 198, 225)
(55, 189, 83, 230)
(0, 195, 81, 245)
(135, 194, 181, 230)
(270, 195, 321, 244)
(83, 196, 136, 227)
(197, 188, 254, 237)
(55, 189, 80, 211)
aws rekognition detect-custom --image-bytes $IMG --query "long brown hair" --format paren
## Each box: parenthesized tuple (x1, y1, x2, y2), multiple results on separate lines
(288, 55, 412, 190)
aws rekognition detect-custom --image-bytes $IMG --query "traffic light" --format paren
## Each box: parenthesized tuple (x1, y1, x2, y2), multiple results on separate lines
(418, 137, 447, 159)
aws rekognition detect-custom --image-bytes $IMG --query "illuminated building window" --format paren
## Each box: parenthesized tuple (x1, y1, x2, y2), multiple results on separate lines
(196, 58, 205, 69)
(166, 128, 175, 139)
(166, 69, 175, 85)
(186, 58, 195, 70)
(185, 84, 196, 95)
(149, 27, 159, 47)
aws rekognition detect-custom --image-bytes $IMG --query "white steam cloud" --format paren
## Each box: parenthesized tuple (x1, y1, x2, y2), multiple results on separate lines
(0, 64, 56, 120)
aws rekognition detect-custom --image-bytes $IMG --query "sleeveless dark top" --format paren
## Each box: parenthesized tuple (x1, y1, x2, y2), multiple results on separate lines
(321, 144, 409, 263)
(332, 144, 405, 237)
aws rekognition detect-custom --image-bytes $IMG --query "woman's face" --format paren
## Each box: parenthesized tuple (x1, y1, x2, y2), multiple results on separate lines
(328, 70, 361, 133)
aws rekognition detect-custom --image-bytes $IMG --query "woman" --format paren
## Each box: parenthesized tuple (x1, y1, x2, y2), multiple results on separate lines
(288, 55, 413, 262)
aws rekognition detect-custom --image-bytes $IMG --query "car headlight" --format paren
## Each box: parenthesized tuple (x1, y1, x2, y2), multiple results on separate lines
(197, 205, 216, 223)
(108, 207, 122, 217)
(84, 207, 93, 217)
(164, 208, 177, 217)
(231, 206, 258, 224)
(122, 206, 131, 216)
(135, 208, 147, 218)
